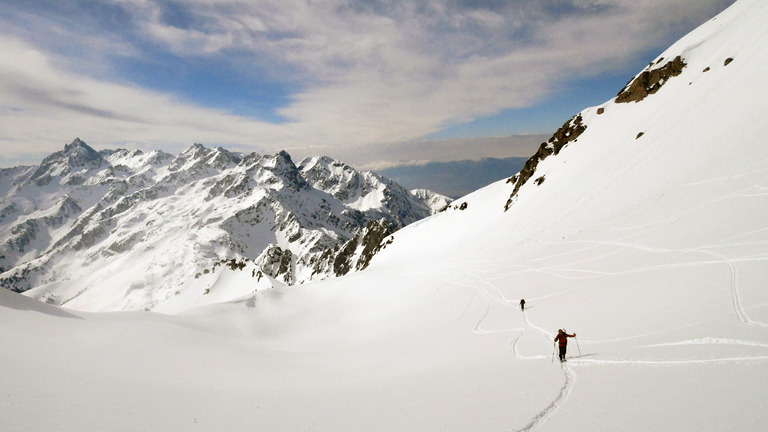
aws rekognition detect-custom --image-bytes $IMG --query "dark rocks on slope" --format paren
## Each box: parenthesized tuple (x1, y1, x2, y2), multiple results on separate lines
(502, 55, 687, 212)
(255, 245, 295, 284)
(331, 219, 395, 277)
(355, 219, 394, 272)
(615, 56, 686, 103)
(504, 114, 587, 211)
(266, 151, 310, 192)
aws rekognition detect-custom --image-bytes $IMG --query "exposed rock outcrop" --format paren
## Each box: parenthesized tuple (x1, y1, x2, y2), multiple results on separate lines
(504, 114, 587, 211)
(330, 219, 395, 277)
(616, 56, 687, 103)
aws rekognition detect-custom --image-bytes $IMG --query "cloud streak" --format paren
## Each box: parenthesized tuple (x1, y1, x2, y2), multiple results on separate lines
(0, 37, 293, 161)
(0, 0, 736, 166)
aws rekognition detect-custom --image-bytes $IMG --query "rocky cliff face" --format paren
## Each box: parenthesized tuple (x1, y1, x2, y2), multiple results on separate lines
(0, 140, 451, 311)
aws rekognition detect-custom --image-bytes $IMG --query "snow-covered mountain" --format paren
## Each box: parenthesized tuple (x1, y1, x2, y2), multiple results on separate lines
(0, 141, 450, 311)
(2, 0, 768, 431)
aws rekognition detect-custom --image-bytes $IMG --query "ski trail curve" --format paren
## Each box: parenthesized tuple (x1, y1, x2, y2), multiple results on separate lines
(445, 267, 579, 432)
(477, 274, 577, 431)
(513, 362, 576, 432)
(563, 239, 768, 328)
(696, 248, 767, 327)
(508, 310, 549, 361)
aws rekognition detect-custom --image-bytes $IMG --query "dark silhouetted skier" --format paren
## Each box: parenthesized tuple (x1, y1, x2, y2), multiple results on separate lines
(519, 299, 526, 311)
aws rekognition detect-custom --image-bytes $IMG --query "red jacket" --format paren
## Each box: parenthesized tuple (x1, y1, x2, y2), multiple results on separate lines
(554, 332, 575, 346)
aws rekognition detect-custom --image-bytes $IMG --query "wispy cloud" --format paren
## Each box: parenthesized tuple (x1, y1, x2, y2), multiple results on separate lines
(0, 0, 736, 166)
(0, 37, 293, 160)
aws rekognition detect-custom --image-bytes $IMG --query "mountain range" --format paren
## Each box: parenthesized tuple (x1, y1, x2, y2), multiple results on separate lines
(0, 142, 450, 311)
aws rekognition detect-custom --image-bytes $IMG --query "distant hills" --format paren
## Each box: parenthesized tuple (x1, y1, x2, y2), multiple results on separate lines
(375, 157, 528, 199)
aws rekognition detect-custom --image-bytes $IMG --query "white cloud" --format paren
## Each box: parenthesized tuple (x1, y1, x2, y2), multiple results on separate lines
(120, 0, 735, 144)
(0, 0, 737, 166)
(0, 37, 296, 160)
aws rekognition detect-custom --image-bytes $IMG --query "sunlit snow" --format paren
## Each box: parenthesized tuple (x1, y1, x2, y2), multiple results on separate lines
(2, 0, 767, 430)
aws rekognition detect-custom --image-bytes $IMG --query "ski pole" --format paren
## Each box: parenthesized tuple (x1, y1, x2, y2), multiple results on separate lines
(575, 335, 582, 357)
(551, 342, 555, 363)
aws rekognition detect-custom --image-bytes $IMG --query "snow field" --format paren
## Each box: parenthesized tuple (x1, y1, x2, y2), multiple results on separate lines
(3, 0, 768, 430)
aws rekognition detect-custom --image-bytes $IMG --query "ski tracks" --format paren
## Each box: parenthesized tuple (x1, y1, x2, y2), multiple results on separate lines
(468, 268, 768, 432)
(561, 239, 768, 328)
(572, 355, 768, 366)
(417, 265, 768, 432)
(695, 248, 767, 327)
(570, 337, 768, 367)
(424, 266, 579, 430)
(464, 271, 577, 432)
(513, 362, 575, 432)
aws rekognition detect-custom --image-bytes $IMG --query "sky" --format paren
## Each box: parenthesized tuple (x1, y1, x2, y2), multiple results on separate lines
(0, 0, 736, 170)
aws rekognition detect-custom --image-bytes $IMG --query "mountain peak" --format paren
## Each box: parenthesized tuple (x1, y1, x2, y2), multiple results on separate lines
(64, 137, 90, 151)
(261, 150, 308, 191)
(26, 138, 105, 186)
(181, 143, 208, 157)
(63, 138, 102, 166)
(275, 150, 295, 165)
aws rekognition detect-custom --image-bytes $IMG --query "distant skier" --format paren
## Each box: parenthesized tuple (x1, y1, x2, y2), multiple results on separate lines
(554, 329, 576, 362)
(519, 299, 526, 311)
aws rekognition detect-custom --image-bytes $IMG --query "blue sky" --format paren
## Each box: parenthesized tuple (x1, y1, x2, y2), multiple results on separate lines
(0, 0, 736, 169)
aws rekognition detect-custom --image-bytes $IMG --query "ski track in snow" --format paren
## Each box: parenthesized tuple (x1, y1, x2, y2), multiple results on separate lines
(470, 232, 768, 329)
(571, 355, 768, 366)
(511, 306, 576, 431)
(566, 239, 768, 328)
(512, 362, 575, 432)
(395, 230, 768, 432)
(443, 257, 768, 431)
(695, 247, 768, 327)
(410, 263, 578, 432)
(460, 269, 576, 432)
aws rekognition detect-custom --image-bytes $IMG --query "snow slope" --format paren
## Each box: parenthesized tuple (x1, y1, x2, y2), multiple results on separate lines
(2, 0, 768, 430)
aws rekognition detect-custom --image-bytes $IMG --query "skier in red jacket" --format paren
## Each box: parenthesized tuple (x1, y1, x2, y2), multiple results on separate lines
(554, 329, 576, 362)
